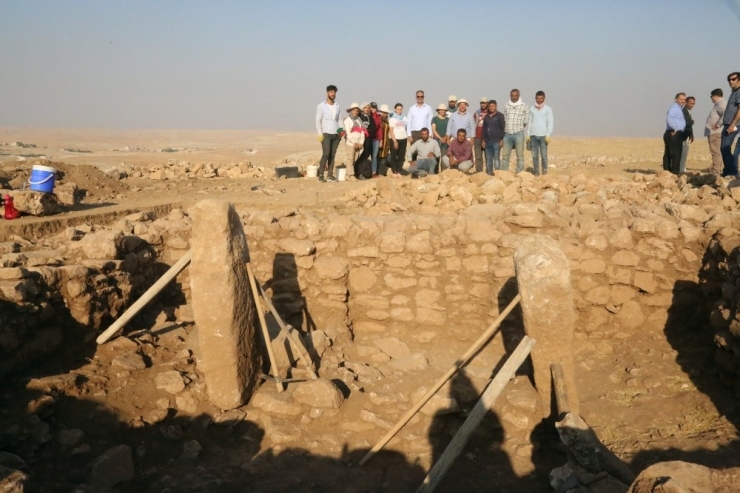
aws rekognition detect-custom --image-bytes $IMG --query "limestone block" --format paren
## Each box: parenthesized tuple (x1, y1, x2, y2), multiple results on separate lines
(627, 461, 714, 493)
(580, 258, 606, 274)
(514, 235, 578, 418)
(612, 250, 641, 266)
(384, 273, 417, 290)
(405, 231, 433, 253)
(189, 200, 261, 410)
(379, 232, 406, 253)
(277, 238, 316, 257)
(633, 271, 657, 294)
(292, 379, 344, 409)
(7, 190, 61, 216)
(313, 256, 349, 280)
(616, 301, 644, 329)
(88, 445, 134, 488)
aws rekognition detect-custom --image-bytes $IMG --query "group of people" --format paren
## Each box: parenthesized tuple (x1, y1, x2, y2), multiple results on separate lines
(664, 71, 740, 177)
(315, 86, 554, 182)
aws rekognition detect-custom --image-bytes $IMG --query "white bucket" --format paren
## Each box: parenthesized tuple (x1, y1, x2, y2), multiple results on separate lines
(306, 165, 319, 178)
(336, 167, 347, 181)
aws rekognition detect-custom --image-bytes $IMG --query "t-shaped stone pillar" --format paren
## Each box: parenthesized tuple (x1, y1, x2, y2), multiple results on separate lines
(514, 235, 579, 418)
(189, 200, 261, 410)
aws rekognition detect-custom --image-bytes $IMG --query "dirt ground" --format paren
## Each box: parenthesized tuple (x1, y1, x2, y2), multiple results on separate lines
(1, 128, 739, 492)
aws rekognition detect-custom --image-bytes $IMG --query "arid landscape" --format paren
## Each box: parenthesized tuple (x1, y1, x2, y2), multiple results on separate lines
(1, 127, 740, 492)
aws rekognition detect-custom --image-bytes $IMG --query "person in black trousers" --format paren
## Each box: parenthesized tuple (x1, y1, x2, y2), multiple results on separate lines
(354, 102, 376, 179)
(663, 93, 687, 174)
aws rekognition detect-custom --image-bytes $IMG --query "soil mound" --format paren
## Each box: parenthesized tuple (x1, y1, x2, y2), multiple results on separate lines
(0, 160, 129, 200)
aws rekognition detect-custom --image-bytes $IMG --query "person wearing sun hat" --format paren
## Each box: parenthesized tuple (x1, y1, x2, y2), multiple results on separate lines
(377, 104, 392, 176)
(343, 102, 366, 166)
(446, 99, 476, 161)
(447, 95, 458, 114)
(353, 102, 375, 179)
(432, 104, 450, 171)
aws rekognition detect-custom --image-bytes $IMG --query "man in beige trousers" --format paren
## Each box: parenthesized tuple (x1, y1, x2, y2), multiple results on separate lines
(706, 88, 727, 175)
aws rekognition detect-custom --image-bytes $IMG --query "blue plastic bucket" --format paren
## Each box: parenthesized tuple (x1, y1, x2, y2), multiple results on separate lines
(29, 165, 56, 193)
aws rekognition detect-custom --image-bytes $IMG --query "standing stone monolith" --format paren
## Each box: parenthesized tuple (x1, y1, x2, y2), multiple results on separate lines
(189, 200, 261, 410)
(514, 235, 579, 418)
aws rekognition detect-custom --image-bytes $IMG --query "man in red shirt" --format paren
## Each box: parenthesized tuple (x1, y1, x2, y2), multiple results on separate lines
(447, 129, 474, 173)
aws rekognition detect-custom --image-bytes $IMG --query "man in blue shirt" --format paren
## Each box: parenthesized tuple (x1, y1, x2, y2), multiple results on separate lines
(720, 72, 740, 177)
(663, 92, 686, 175)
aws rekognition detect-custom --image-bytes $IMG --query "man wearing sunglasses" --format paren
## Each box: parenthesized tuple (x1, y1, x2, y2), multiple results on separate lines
(721, 72, 740, 177)
(406, 91, 434, 145)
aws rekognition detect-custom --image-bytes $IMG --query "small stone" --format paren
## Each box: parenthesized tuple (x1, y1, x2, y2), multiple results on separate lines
(181, 440, 202, 461)
(374, 337, 411, 359)
(112, 352, 146, 371)
(251, 388, 303, 416)
(175, 391, 198, 414)
(88, 445, 135, 488)
(292, 379, 344, 409)
(155, 371, 186, 394)
(143, 409, 169, 425)
(57, 428, 84, 447)
(313, 256, 349, 280)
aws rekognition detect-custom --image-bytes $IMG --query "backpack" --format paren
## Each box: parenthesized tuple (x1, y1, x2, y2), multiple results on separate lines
(357, 158, 373, 179)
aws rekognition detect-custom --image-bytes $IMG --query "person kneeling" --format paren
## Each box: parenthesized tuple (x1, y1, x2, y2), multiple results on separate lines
(447, 129, 474, 173)
(406, 128, 441, 175)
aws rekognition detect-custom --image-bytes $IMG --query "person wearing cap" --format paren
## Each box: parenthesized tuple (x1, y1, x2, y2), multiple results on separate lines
(432, 104, 450, 170)
(315, 84, 342, 182)
(343, 103, 366, 162)
(377, 104, 392, 176)
(482, 100, 506, 175)
(388, 103, 408, 177)
(353, 103, 376, 180)
(406, 90, 434, 144)
(406, 127, 441, 175)
(502, 89, 530, 173)
(473, 98, 489, 172)
(447, 128, 474, 174)
(526, 91, 554, 176)
(446, 99, 476, 164)
(447, 95, 458, 114)
(369, 102, 384, 177)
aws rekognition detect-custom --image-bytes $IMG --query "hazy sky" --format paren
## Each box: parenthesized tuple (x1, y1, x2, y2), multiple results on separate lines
(1, 0, 739, 137)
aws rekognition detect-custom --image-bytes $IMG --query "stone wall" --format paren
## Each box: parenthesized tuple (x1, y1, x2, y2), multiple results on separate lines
(0, 209, 192, 375)
(700, 231, 740, 397)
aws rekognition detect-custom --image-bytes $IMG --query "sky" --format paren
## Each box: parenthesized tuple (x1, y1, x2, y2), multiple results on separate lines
(1, 0, 739, 137)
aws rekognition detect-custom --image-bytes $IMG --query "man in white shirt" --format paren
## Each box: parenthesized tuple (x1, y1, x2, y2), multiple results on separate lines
(315, 84, 342, 182)
(406, 90, 434, 145)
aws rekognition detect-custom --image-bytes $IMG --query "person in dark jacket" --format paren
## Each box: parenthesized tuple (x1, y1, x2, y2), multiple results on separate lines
(481, 100, 506, 175)
(679, 96, 695, 174)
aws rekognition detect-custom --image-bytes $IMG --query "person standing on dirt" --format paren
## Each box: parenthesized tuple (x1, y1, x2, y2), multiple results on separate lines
(473, 98, 489, 172)
(370, 102, 384, 177)
(663, 92, 686, 175)
(722, 72, 740, 177)
(407, 91, 434, 144)
(482, 100, 506, 175)
(432, 104, 450, 169)
(679, 96, 695, 174)
(526, 91, 554, 176)
(315, 84, 342, 182)
(501, 89, 530, 173)
(377, 104, 392, 176)
(447, 95, 458, 114)
(353, 103, 376, 180)
(388, 103, 408, 177)
(705, 88, 726, 175)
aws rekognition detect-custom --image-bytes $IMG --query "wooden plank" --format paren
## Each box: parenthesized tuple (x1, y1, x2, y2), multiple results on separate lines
(416, 335, 536, 493)
(359, 294, 522, 466)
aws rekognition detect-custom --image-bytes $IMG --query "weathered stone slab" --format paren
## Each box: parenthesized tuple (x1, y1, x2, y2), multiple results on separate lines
(7, 190, 61, 216)
(189, 200, 261, 410)
(514, 235, 579, 418)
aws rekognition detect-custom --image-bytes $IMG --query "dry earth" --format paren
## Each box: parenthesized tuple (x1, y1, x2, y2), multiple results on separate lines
(0, 128, 739, 493)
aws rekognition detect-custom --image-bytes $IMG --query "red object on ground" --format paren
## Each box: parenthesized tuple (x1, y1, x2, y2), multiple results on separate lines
(4, 195, 20, 220)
